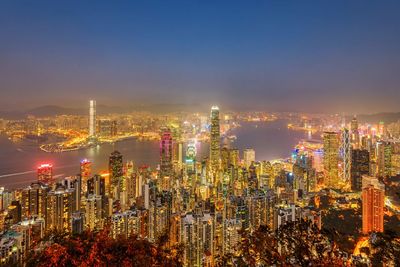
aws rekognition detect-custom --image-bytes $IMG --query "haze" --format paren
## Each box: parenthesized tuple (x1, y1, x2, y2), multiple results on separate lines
(1, 1, 400, 114)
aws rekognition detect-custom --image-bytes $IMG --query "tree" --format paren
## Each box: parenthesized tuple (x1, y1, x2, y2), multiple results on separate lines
(26, 229, 182, 267)
(218, 220, 348, 266)
(369, 230, 400, 267)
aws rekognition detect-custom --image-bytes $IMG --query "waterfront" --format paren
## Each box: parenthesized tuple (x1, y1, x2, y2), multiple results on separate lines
(0, 120, 314, 189)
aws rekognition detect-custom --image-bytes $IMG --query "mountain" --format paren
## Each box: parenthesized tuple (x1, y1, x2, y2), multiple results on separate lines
(26, 105, 85, 116)
(354, 112, 400, 124)
(0, 103, 205, 119)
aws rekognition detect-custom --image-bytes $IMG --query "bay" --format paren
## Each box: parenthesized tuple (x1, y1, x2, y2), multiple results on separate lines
(0, 119, 313, 189)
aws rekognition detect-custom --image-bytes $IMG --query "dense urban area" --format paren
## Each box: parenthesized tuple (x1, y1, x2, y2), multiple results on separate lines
(0, 101, 399, 266)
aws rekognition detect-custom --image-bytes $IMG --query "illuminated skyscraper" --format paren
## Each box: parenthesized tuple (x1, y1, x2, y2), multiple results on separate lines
(46, 185, 74, 232)
(243, 148, 255, 169)
(109, 151, 123, 199)
(80, 159, 91, 194)
(185, 141, 196, 173)
(37, 164, 53, 184)
(362, 175, 384, 234)
(89, 100, 96, 138)
(323, 132, 339, 188)
(160, 128, 173, 190)
(351, 116, 360, 148)
(86, 194, 104, 230)
(21, 182, 47, 219)
(210, 106, 220, 172)
(376, 141, 392, 177)
(340, 128, 351, 186)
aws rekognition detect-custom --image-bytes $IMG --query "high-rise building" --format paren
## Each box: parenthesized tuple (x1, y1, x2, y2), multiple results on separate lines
(376, 141, 392, 177)
(45, 185, 74, 232)
(111, 210, 139, 239)
(87, 174, 106, 196)
(85, 194, 104, 230)
(185, 141, 196, 174)
(351, 149, 370, 191)
(340, 128, 351, 186)
(323, 132, 339, 188)
(37, 164, 53, 184)
(21, 182, 47, 219)
(362, 175, 384, 234)
(160, 128, 173, 190)
(210, 106, 221, 172)
(109, 151, 123, 199)
(180, 211, 214, 267)
(351, 116, 360, 148)
(80, 159, 91, 194)
(89, 100, 96, 138)
(243, 148, 255, 169)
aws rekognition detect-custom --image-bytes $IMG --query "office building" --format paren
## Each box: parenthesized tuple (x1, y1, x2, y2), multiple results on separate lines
(362, 175, 384, 234)
(323, 132, 339, 188)
(210, 106, 221, 173)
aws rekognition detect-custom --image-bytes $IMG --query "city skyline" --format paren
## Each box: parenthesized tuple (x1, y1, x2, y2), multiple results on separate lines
(1, 1, 400, 113)
(1, 2, 400, 266)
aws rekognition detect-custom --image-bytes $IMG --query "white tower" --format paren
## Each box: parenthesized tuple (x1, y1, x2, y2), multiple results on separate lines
(89, 100, 96, 137)
(341, 127, 351, 187)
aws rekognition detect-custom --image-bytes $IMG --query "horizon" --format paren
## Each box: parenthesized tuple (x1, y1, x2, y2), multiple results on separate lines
(1, 101, 400, 117)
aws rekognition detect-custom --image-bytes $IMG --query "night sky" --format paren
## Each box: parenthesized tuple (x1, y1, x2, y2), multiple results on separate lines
(1, 1, 400, 113)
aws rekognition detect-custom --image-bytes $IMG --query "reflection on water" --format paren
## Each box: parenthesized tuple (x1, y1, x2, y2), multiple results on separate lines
(0, 120, 312, 189)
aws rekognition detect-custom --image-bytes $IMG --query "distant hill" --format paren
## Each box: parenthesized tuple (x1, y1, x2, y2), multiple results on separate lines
(353, 112, 400, 124)
(0, 103, 205, 119)
(26, 105, 85, 116)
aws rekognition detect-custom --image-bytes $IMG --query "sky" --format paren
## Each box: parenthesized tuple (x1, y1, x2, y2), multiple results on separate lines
(0, 0, 400, 114)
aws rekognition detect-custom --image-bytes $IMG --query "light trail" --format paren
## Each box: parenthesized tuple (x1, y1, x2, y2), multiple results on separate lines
(0, 170, 36, 178)
(0, 163, 80, 179)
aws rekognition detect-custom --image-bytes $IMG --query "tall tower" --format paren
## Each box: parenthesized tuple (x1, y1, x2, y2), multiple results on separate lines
(80, 159, 92, 194)
(89, 100, 96, 138)
(160, 128, 173, 190)
(362, 175, 384, 234)
(376, 141, 392, 177)
(350, 116, 359, 148)
(340, 128, 351, 187)
(323, 132, 339, 188)
(351, 149, 370, 191)
(109, 151, 123, 199)
(210, 106, 221, 172)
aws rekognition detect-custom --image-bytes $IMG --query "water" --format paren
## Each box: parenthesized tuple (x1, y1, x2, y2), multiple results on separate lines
(0, 120, 312, 189)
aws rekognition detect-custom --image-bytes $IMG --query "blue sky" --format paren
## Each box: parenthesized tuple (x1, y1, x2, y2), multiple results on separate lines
(1, 1, 399, 113)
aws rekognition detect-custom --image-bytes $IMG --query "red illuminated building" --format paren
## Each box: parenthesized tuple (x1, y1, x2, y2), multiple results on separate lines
(37, 163, 53, 184)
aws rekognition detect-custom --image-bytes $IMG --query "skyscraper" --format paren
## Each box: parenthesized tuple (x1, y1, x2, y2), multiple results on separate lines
(362, 175, 384, 234)
(109, 151, 123, 199)
(243, 148, 255, 169)
(37, 164, 53, 184)
(89, 100, 96, 138)
(160, 128, 173, 190)
(21, 182, 47, 219)
(210, 106, 220, 172)
(376, 141, 392, 177)
(323, 132, 339, 188)
(351, 149, 370, 191)
(80, 159, 91, 194)
(340, 128, 351, 187)
(351, 116, 359, 148)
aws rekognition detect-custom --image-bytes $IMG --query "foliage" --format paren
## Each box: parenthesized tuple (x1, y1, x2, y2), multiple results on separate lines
(369, 230, 400, 267)
(218, 220, 348, 267)
(26, 229, 182, 267)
